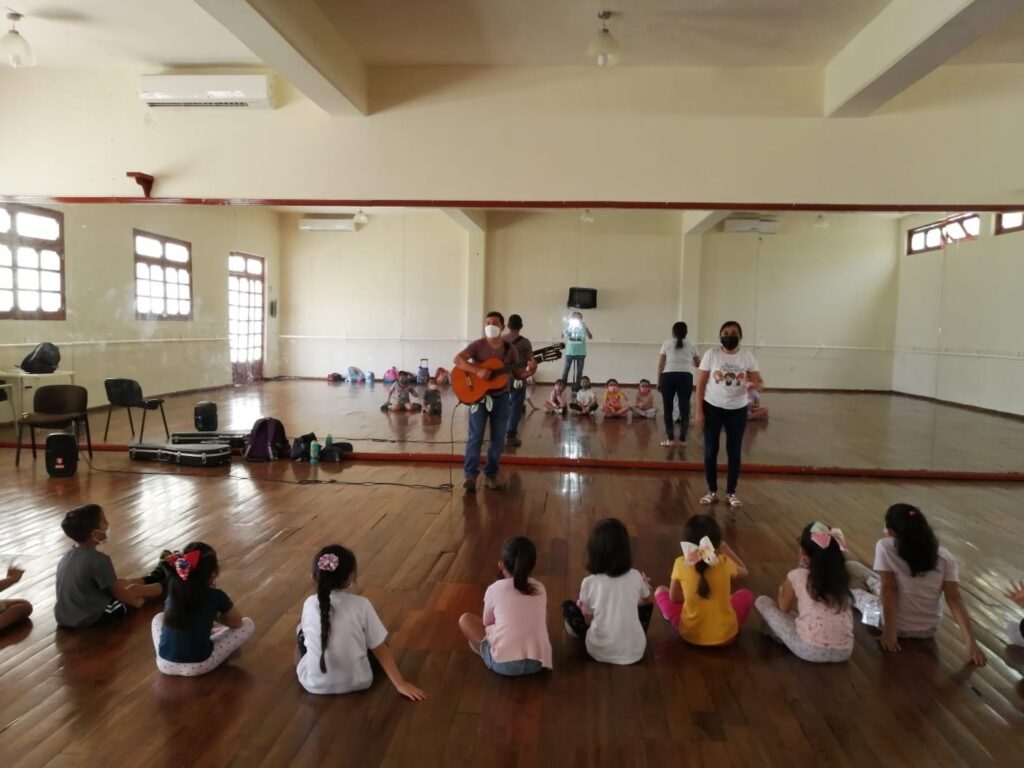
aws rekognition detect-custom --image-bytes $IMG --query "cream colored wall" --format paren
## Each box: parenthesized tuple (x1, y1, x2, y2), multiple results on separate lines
(278, 211, 468, 376)
(893, 213, 1024, 414)
(485, 210, 683, 383)
(699, 216, 899, 389)
(2, 64, 1024, 204)
(0, 204, 281, 421)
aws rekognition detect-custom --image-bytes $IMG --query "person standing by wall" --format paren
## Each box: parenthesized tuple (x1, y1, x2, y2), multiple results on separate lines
(503, 314, 533, 447)
(454, 312, 537, 492)
(694, 321, 763, 508)
(656, 321, 700, 447)
(561, 311, 592, 392)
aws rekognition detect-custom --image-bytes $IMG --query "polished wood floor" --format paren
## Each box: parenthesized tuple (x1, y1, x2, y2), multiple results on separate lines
(4, 380, 1019, 474)
(1, 447, 1022, 767)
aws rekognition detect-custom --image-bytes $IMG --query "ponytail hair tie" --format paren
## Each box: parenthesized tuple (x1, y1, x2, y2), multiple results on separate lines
(165, 550, 202, 581)
(809, 522, 847, 552)
(318, 553, 340, 572)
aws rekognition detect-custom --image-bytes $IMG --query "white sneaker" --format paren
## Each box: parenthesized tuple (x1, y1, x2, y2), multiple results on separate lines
(727, 494, 743, 508)
(700, 491, 718, 505)
(564, 619, 579, 638)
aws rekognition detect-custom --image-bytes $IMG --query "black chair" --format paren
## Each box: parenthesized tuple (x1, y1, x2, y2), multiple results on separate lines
(16, 384, 93, 466)
(103, 378, 169, 443)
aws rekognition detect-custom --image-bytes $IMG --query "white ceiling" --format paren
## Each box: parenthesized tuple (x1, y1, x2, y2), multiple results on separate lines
(9, 0, 261, 69)
(10, 0, 1024, 70)
(316, 0, 893, 67)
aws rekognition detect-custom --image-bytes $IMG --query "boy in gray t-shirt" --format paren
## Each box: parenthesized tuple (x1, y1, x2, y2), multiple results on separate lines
(54, 504, 166, 628)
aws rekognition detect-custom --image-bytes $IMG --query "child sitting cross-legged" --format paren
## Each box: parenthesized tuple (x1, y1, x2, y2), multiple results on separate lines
(381, 371, 422, 413)
(544, 379, 569, 415)
(569, 376, 599, 416)
(601, 378, 631, 418)
(632, 379, 657, 419)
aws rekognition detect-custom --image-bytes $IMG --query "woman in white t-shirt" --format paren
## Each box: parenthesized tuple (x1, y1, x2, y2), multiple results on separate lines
(695, 321, 763, 508)
(846, 503, 986, 666)
(656, 321, 701, 447)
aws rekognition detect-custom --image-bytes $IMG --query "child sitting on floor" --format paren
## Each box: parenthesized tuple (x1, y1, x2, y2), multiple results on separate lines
(544, 379, 569, 415)
(846, 503, 986, 665)
(423, 376, 442, 415)
(55, 504, 166, 628)
(601, 378, 631, 418)
(458, 536, 552, 677)
(561, 518, 654, 664)
(655, 514, 752, 647)
(0, 564, 32, 632)
(747, 384, 769, 421)
(296, 545, 426, 700)
(632, 379, 657, 419)
(755, 522, 854, 663)
(381, 371, 422, 413)
(569, 376, 598, 416)
(153, 543, 255, 676)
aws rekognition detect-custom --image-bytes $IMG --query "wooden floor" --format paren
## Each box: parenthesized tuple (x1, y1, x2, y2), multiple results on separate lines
(1, 446, 1022, 767)
(4, 380, 1022, 474)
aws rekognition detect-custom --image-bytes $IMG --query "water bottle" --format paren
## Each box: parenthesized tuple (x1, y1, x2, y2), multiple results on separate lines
(367, 371, 375, 385)
(324, 434, 333, 448)
(309, 439, 320, 465)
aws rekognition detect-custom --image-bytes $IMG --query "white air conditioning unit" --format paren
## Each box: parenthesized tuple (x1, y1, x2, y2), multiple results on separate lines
(138, 74, 275, 109)
(723, 218, 778, 235)
(298, 216, 359, 232)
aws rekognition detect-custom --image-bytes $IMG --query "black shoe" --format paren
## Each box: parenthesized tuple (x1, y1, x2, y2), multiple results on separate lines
(463, 477, 477, 492)
(142, 550, 173, 586)
(484, 476, 506, 491)
(505, 435, 521, 447)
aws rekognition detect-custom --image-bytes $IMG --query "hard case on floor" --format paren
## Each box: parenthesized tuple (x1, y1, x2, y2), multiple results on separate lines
(129, 443, 232, 467)
(170, 431, 248, 449)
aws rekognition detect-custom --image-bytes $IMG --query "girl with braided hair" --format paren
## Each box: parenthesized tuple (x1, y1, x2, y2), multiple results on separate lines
(296, 545, 426, 699)
(152, 542, 254, 676)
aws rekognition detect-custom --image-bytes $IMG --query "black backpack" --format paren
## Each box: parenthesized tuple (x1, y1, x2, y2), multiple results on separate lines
(20, 342, 60, 374)
(290, 432, 317, 461)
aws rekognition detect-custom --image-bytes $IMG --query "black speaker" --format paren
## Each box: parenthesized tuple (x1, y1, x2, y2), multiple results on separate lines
(194, 401, 218, 431)
(567, 287, 597, 309)
(46, 433, 78, 478)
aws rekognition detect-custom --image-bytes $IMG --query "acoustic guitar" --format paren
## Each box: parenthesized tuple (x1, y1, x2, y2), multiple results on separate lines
(452, 343, 564, 405)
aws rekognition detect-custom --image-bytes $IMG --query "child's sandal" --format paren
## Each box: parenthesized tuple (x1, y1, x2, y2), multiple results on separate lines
(700, 491, 718, 505)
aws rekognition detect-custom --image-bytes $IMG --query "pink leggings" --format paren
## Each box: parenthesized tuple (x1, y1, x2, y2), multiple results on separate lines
(655, 588, 754, 645)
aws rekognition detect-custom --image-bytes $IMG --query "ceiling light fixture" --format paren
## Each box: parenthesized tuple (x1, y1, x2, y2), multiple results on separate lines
(586, 11, 621, 67)
(353, 209, 368, 225)
(580, 209, 595, 224)
(0, 11, 35, 68)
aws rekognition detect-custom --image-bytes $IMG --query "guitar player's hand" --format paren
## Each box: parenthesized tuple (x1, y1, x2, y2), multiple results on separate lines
(525, 360, 538, 376)
(475, 366, 492, 380)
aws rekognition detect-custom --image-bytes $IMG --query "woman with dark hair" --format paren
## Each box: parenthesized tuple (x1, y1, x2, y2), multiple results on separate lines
(846, 504, 986, 665)
(656, 321, 701, 446)
(754, 522, 854, 663)
(694, 321, 764, 508)
(561, 518, 654, 664)
(153, 542, 254, 676)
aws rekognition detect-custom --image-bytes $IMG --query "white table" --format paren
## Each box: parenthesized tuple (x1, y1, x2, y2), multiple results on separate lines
(0, 369, 76, 424)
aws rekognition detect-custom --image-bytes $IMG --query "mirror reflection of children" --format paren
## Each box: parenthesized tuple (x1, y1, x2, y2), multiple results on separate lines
(423, 377, 442, 416)
(380, 371, 422, 413)
(747, 385, 769, 421)
(632, 379, 657, 419)
(569, 376, 598, 415)
(602, 379, 631, 418)
(545, 379, 569, 415)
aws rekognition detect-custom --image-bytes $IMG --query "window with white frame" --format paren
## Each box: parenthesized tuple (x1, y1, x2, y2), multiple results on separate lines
(134, 230, 193, 319)
(996, 212, 1024, 235)
(0, 204, 66, 320)
(906, 213, 981, 255)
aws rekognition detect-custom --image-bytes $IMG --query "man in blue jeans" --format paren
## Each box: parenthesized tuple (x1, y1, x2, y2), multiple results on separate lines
(454, 311, 537, 492)
(503, 314, 533, 448)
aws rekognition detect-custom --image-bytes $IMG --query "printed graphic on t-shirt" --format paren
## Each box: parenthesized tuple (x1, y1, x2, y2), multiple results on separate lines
(711, 368, 747, 387)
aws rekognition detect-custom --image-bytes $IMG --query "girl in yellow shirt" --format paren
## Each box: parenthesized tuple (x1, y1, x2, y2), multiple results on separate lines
(654, 515, 753, 646)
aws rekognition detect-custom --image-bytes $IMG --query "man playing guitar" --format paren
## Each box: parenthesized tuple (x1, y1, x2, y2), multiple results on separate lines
(454, 311, 537, 492)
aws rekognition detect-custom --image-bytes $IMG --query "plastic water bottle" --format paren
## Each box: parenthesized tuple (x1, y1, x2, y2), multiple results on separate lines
(309, 439, 320, 465)
(324, 434, 333, 448)
(367, 371, 375, 385)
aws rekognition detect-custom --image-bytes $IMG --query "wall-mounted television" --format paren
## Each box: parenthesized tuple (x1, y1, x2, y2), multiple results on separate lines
(567, 287, 597, 309)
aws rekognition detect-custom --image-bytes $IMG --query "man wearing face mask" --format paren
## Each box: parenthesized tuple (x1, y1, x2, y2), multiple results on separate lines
(454, 311, 537, 491)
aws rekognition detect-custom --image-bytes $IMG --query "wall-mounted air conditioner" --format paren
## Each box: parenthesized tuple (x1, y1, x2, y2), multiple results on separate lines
(138, 74, 275, 109)
(723, 218, 778, 235)
(297, 216, 359, 232)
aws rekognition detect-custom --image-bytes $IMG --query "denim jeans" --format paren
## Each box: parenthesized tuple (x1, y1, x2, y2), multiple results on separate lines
(480, 640, 543, 676)
(464, 392, 511, 478)
(507, 381, 527, 438)
(561, 355, 586, 391)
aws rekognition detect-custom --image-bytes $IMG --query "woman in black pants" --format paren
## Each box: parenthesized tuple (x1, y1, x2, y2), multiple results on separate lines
(694, 321, 763, 508)
(656, 321, 700, 446)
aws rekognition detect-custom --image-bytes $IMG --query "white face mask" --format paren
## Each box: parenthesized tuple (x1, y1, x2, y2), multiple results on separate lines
(484, 325, 501, 339)
(93, 529, 108, 545)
